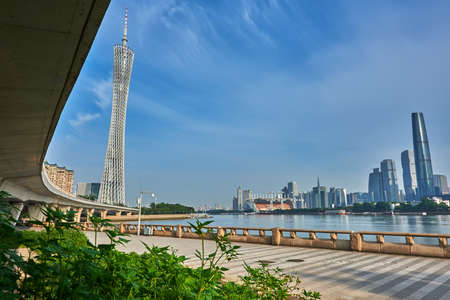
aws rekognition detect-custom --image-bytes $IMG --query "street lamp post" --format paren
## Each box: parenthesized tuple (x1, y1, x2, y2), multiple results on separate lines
(137, 191, 156, 236)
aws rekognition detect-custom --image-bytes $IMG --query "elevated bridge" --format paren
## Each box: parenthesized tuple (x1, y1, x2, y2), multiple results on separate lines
(0, 0, 137, 221)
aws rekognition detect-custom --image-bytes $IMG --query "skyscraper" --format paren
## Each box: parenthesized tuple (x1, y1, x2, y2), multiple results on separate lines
(311, 178, 328, 208)
(287, 181, 298, 198)
(99, 9, 134, 206)
(336, 188, 347, 207)
(401, 150, 418, 201)
(76, 182, 101, 200)
(243, 189, 253, 202)
(412, 112, 434, 201)
(433, 175, 449, 195)
(237, 186, 243, 211)
(380, 159, 400, 202)
(368, 168, 383, 202)
(328, 187, 347, 207)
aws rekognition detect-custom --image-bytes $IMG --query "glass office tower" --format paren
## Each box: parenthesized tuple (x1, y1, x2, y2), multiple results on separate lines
(380, 159, 400, 202)
(369, 168, 384, 202)
(412, 112, 434, 201)
(401, 150, 417, 201)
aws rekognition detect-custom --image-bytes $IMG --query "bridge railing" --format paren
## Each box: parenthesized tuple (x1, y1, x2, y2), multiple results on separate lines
(113, 223, 449, 258)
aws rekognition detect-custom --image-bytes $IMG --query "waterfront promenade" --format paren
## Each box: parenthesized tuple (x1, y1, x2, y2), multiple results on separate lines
(85, 232, 450, 300)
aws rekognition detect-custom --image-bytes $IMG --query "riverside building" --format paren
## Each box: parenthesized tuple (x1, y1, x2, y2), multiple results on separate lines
(412, 112, 434, 201)
(380, 159, 400, 202)
(401, 150, 418, 201)
(44, 162, 74, 195)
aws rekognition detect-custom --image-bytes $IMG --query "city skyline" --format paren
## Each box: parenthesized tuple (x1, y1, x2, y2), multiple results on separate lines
(45, 1, 450, 207)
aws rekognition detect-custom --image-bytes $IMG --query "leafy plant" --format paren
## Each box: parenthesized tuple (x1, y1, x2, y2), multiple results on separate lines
(0, 191, 25, 299)
(0, 198, 319, 299)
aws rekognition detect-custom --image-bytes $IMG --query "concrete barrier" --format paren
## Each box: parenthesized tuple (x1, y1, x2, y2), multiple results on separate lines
(122, 224, 449, 259)
(49, 221, 447, 259)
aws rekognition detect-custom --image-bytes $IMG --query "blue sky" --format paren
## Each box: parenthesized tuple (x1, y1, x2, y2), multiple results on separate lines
(47, 0, 450, 208)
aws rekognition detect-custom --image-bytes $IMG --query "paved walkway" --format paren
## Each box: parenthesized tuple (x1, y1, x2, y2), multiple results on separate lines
(85, 232, 450, 300)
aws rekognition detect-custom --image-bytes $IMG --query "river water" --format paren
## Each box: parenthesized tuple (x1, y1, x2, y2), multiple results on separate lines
(142, 214, 450, 244)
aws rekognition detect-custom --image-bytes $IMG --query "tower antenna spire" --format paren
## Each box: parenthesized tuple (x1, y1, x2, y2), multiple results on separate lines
(122, 8, 128, 46)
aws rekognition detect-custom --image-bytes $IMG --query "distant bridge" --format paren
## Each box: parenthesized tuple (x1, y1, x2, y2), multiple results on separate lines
(0, 0, 137, 221)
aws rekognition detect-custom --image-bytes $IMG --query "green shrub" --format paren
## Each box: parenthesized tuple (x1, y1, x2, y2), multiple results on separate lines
(0, 199, 320, 299)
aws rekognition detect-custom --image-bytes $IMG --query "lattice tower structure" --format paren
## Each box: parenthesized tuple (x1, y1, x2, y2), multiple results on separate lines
(99, 9, 134, 205)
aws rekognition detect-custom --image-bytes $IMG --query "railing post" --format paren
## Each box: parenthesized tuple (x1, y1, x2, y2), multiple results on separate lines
(176, 225, 182, 238)
(351, 232, 362, 251)
(272, 227, 281, 245)
(217, 227, 225, 238)
(119, 223, 125, 234)
(309, 232, 317, 240)
(439, 237, 448, 248)
(290, 231, 296, 239)
(259, 229, 265, 237)
(376, 234, 384, 243)
(405, 236, 415, 245)
(243, 229, 249, 236)
(330, 232, 337, 241)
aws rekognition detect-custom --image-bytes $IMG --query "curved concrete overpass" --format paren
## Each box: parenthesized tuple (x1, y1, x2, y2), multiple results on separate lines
(0, 1, 137, 220)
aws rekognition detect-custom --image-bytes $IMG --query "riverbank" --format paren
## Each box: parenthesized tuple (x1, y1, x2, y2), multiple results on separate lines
(108, 214, 190, 222)
(210, 211, 450, 216)
(107, 213, 211, 222)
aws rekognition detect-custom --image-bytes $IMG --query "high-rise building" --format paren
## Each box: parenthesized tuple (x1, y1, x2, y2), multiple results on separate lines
(433, 175, 449, 195)
(99, 10, 134, 206)
(243, 189, 253, 202)
(336, 188, 347, 207)
(412, 112, 434, 201)
(328, 187, 347, 207)
(232, 196, 238, 211)
(380, 159, 400, 202)
(368, 168, 384, 202)
(76, 182, 101, 200)
(311, 178, 328, 208)
(328, 187, 337, 207)
(237, 186, 243, 211)
(287, 181, 298, 198)
(44, 162, 74, 195)
(401, 150, 418, 201)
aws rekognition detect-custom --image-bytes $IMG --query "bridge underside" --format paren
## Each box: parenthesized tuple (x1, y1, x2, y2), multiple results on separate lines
(0, 1, 137, 218)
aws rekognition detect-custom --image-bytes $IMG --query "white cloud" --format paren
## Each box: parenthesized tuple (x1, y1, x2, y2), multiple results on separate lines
(91, 76, 113, 110)
(69, 113, 100, 128)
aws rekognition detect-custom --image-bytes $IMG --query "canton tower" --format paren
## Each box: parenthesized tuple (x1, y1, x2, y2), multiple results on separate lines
(99, 9, 134, 205)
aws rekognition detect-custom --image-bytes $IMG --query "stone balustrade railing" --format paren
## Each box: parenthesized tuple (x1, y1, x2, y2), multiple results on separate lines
(113, 223, 449, 258)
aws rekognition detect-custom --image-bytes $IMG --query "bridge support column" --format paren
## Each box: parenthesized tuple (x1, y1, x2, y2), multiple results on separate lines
(28, 204, 45, 222)
(72, 207, 82, 223)
(60, 206, 70, 214)
(100, 210, 107, 219)
(10, 202, 24, 225)
(87, 209, 95, 221)
(126, 212, 131, 216)
(115, 211, 122, 217)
